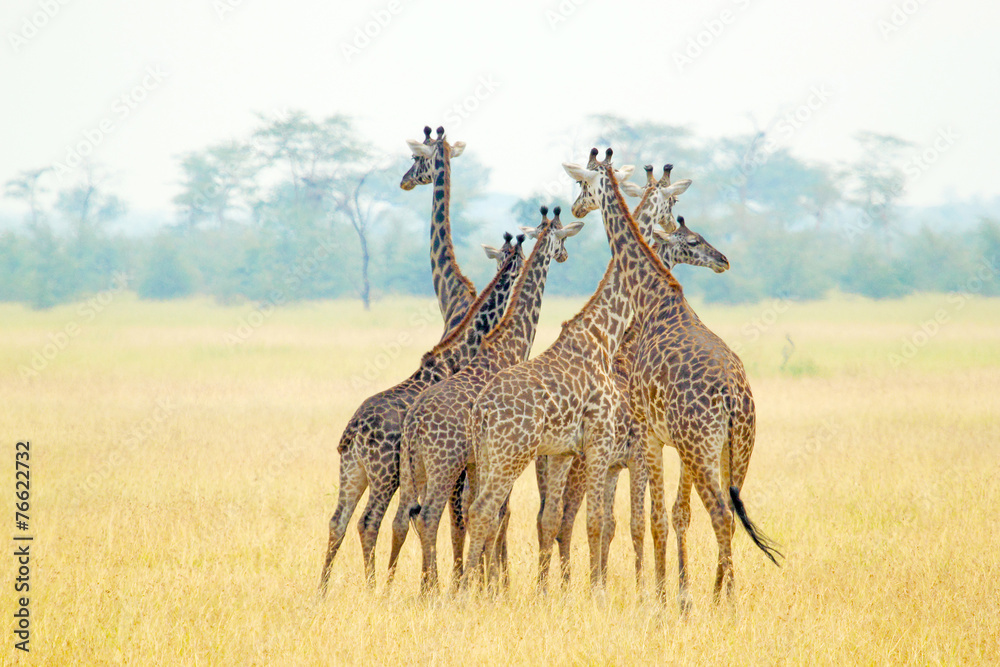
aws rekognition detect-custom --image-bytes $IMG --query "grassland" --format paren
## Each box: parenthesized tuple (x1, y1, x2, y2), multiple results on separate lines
(1, 292, 998, 664)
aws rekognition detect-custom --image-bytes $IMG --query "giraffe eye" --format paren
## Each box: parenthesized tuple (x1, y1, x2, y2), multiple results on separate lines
(687, 237, 699, 245)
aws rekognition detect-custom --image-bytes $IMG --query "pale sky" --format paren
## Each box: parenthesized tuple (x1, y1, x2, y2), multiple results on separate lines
(2, 0, 998, 219)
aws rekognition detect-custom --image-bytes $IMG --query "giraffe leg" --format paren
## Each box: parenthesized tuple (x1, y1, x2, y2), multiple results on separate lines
(387, 443, 424, 589)
(629, 449, 647, 591)
(672, 463, 694, 613)
(386, 498, 409, 589)
(413, 498, 443, 594)
(583, 432, 614, 592)
(641, 428, 669, 604)
(600, 465, 622, 588)
(534, 456, 548, 553)
(556, 456, 587, 586)
(466, 448, 530, 592)
(413, 469, 461, 595)
(357, 478, 395, 590)
(691, 458, 735, 605)
(492, 495, 512, 589)
(319, 450, 367, 597)
(448, 469, 467, 587)
(465, 485, 508, 591)
(537, 455, 572, 592)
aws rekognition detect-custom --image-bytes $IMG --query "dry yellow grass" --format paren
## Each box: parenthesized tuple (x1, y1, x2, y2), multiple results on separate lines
(1, 293, 998, 664)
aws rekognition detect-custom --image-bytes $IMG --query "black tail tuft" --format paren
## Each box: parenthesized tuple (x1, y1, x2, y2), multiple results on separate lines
(408, 504, 422, 519)
(729, 486, 783, 566)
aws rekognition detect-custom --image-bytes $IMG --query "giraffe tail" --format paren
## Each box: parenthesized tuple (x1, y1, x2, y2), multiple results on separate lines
(723, 392, 783, 567)
(729, 486, 783, 566)
(399, 424, 422, 521)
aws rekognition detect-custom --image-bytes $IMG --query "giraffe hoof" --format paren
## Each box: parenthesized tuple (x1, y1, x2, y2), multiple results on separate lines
(679, 596, 694, 616)
(592, 588, 608, 609)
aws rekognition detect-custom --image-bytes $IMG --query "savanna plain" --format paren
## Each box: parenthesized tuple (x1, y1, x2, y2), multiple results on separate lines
(2, 292, 998, 665)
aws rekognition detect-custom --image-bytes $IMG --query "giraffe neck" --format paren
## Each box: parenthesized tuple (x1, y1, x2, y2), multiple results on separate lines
(429, 250, 522, 372)
(430, 147, 477, 331)
(629, 188, 664, 242)
(655, 244, 677, 270)
(479, 228, 558, 366)
(555, 189, 662, 360)
(596, 165, 683, 316)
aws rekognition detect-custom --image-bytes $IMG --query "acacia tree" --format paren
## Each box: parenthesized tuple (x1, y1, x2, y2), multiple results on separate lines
(54, 164, 127, 294)
(173, 141, 259, 227)
(4, 167, 51, 229)
(848, 131, 912, 249)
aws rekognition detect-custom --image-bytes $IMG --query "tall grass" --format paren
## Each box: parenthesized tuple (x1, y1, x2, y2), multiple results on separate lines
(1, 293, 998, 664)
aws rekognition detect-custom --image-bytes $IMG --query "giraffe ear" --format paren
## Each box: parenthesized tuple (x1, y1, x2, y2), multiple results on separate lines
(481, 243, 501, 260)
(407, 140, 433, 158)
(615, 165, 635, 182)
(620, 181, 645, 198)
(652, 228, 671, 242)
(450, 141, 466, 158)
(554, 221, 584, 239)
(519, 225, 540, 239)
(562, 163, 598, 184)
(663, 178, 692, 197)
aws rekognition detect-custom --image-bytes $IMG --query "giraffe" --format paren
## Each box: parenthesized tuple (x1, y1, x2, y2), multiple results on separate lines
(534, 163, 674, 588)
(318, 232, 525, 596)
(562, 149, 780, 611)
(463, 161, 705, 592)
(541, 170, 732, 590)
(394, 206, 583, 593)
(401, 126, 478, 338)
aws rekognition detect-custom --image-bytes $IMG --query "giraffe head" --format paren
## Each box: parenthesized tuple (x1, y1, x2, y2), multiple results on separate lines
(400, 126, 466, 190)
(652, 216, 730, 273)
(519, 205, 584, 263)
(620, 164, 692, 233)
(482, 231, 526, 268)
(567, 148, 635, 219)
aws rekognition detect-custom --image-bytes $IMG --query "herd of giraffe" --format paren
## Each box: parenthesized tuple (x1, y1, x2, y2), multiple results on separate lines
(319, 126, 782, 612)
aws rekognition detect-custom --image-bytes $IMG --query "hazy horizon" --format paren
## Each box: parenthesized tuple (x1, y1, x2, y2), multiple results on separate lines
(3, 0, 998, 220)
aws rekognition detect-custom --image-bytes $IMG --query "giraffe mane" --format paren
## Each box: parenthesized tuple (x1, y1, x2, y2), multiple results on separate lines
(480, 220, 550, 347)
(558, 190, 652, 331)
(603, 162, 684, 295)
(431, 141, 477, 296)
(426, 243, 521, 355)
(559, 258, 617, 331)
